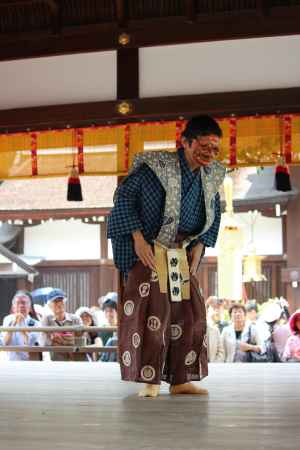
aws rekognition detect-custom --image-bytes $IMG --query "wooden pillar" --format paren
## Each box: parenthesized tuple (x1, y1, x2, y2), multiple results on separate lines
(100, 219, 108, 259)
(286, 166, 300, 312)
(117, 48, 139, 100)
(16, 277, 33, 291)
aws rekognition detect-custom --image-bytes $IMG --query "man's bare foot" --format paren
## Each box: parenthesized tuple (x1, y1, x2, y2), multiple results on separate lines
(169, 383, 208, 395)
(138, 384, 160, 398)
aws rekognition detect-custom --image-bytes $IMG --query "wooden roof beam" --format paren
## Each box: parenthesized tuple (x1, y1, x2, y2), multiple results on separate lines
(0, 5, 300, 61)
(256, 0, 270, 18)
(114, 0, 128, 29)
(0, 87, 300, 133)
(46, 0, 61, 35)
(185, 0, 197, 23)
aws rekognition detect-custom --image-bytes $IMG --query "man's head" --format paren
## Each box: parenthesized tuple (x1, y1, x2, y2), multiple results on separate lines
(102, 298, 118, 326)
(246, 302, 258, 322)
(181, 115, 222, 169)
(12, 291, 32, 316)
(47, 289, 67, 320)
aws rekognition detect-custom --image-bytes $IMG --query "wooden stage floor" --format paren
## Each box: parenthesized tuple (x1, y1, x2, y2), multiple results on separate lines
(0, 362, 299, 450)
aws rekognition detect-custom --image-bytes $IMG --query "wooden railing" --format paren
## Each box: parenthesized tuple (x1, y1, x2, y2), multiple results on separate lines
(0, 326, 118, 354)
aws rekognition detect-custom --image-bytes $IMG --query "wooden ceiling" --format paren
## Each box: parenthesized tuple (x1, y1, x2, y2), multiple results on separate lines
(0, 0, 300, 61)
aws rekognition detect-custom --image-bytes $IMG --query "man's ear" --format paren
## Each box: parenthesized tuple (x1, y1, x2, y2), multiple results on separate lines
(182, 136, 194, 148)
(181, 136, 189, 148)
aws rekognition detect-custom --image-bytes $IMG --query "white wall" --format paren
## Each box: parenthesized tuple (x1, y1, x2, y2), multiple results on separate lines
(140, 35, 300, 97)
(107, 213, 282, 260)
(1, 35, 300, 110)
(206, 213, 283, 257)
(0, 51, 116, 109)
(24, 220, 100, 260)
(23, 213, 282, 261)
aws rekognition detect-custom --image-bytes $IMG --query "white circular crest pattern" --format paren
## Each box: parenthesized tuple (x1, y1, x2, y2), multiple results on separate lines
(203, 333, 208, 348)
(171, 324, 183, 340)
(124, 300, 134, 316)
(151, 271, 159, 283)
(147, 316, 161, 332)
(185, 350, 197, 366)
(141, 365, 156, 382)
(122, 351, 131, 367)
(139, 282, 150, 298)
(132, 332, 141, 348)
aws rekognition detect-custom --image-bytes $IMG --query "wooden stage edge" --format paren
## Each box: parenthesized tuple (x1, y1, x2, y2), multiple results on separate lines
(0, 362, 299, 450)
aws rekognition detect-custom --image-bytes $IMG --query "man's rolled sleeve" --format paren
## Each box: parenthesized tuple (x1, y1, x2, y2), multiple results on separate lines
(198, 192, 221, 248)
(188, 192, 221, 250)
(107, 168, 144, 239)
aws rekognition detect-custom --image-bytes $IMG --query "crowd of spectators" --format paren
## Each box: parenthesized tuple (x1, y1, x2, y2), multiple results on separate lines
(1, 289, 299, 364)
(0, 289, 118, 362)
(206, 296, 300, 363)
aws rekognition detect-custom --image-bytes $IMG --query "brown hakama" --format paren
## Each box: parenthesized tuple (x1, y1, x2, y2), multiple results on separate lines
(118, 256, 208, 385)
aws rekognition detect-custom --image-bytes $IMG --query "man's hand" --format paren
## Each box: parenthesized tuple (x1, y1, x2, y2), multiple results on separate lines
(239, 342, 249, 352)
(13, 313, 25, 325)
(190, 242, 204, 276)
(51, 334, 65, 345)
(240, 342, 261, 353)
(253, 345, 261, 354)
(132, 231, 156, 271)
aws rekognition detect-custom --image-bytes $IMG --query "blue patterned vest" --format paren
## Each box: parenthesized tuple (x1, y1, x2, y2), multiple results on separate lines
(130, 151, 226, 247)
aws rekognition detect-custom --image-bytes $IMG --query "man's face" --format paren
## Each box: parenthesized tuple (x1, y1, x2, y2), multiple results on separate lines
(50, 299, 65, 318)
(247, 309, 257, 322)
(104, 307, 117, 326)
(14, 296, 31, 316)
(184, 134, 221, 167)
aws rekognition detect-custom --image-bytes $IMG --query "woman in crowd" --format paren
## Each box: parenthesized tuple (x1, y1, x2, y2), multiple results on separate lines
(221, 303, 265, 362)
(282, 309, 300, 362)
(75, 307, 103, 361)
(261, 302, 291, 361)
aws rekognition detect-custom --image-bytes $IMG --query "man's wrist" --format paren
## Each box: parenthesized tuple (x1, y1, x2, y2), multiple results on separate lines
(132, 230, 143, 242)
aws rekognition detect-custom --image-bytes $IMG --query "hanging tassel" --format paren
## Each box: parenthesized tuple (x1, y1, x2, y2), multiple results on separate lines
(67, 166, 83, 201)
(275, 155, 292, 192)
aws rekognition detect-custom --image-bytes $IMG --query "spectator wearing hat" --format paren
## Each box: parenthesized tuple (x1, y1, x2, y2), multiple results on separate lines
(98, 298, 118, 346)
(282, 309, 300, 362)
(39, 289, 87, 361)
(75, 307, 103, 361)
(1, 291, 40, 361)
(262, 302, 291, 360)
(99, 298, 118, 362)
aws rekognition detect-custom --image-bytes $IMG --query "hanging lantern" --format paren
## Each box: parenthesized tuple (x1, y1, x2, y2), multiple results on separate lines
(243, 245, 266, 282)
(218, 175, 244, 301)
(243, 211, 266, 283)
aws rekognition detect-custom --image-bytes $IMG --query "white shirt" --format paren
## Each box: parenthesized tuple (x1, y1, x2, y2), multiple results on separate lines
(1, 314, 40, 361)
(221, 323, 265, 363)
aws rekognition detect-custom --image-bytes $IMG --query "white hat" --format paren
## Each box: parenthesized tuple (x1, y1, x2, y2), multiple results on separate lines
(104, 292, 118, 302)
(261, 303, 282, 323)
(75, 307, 96, 323)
